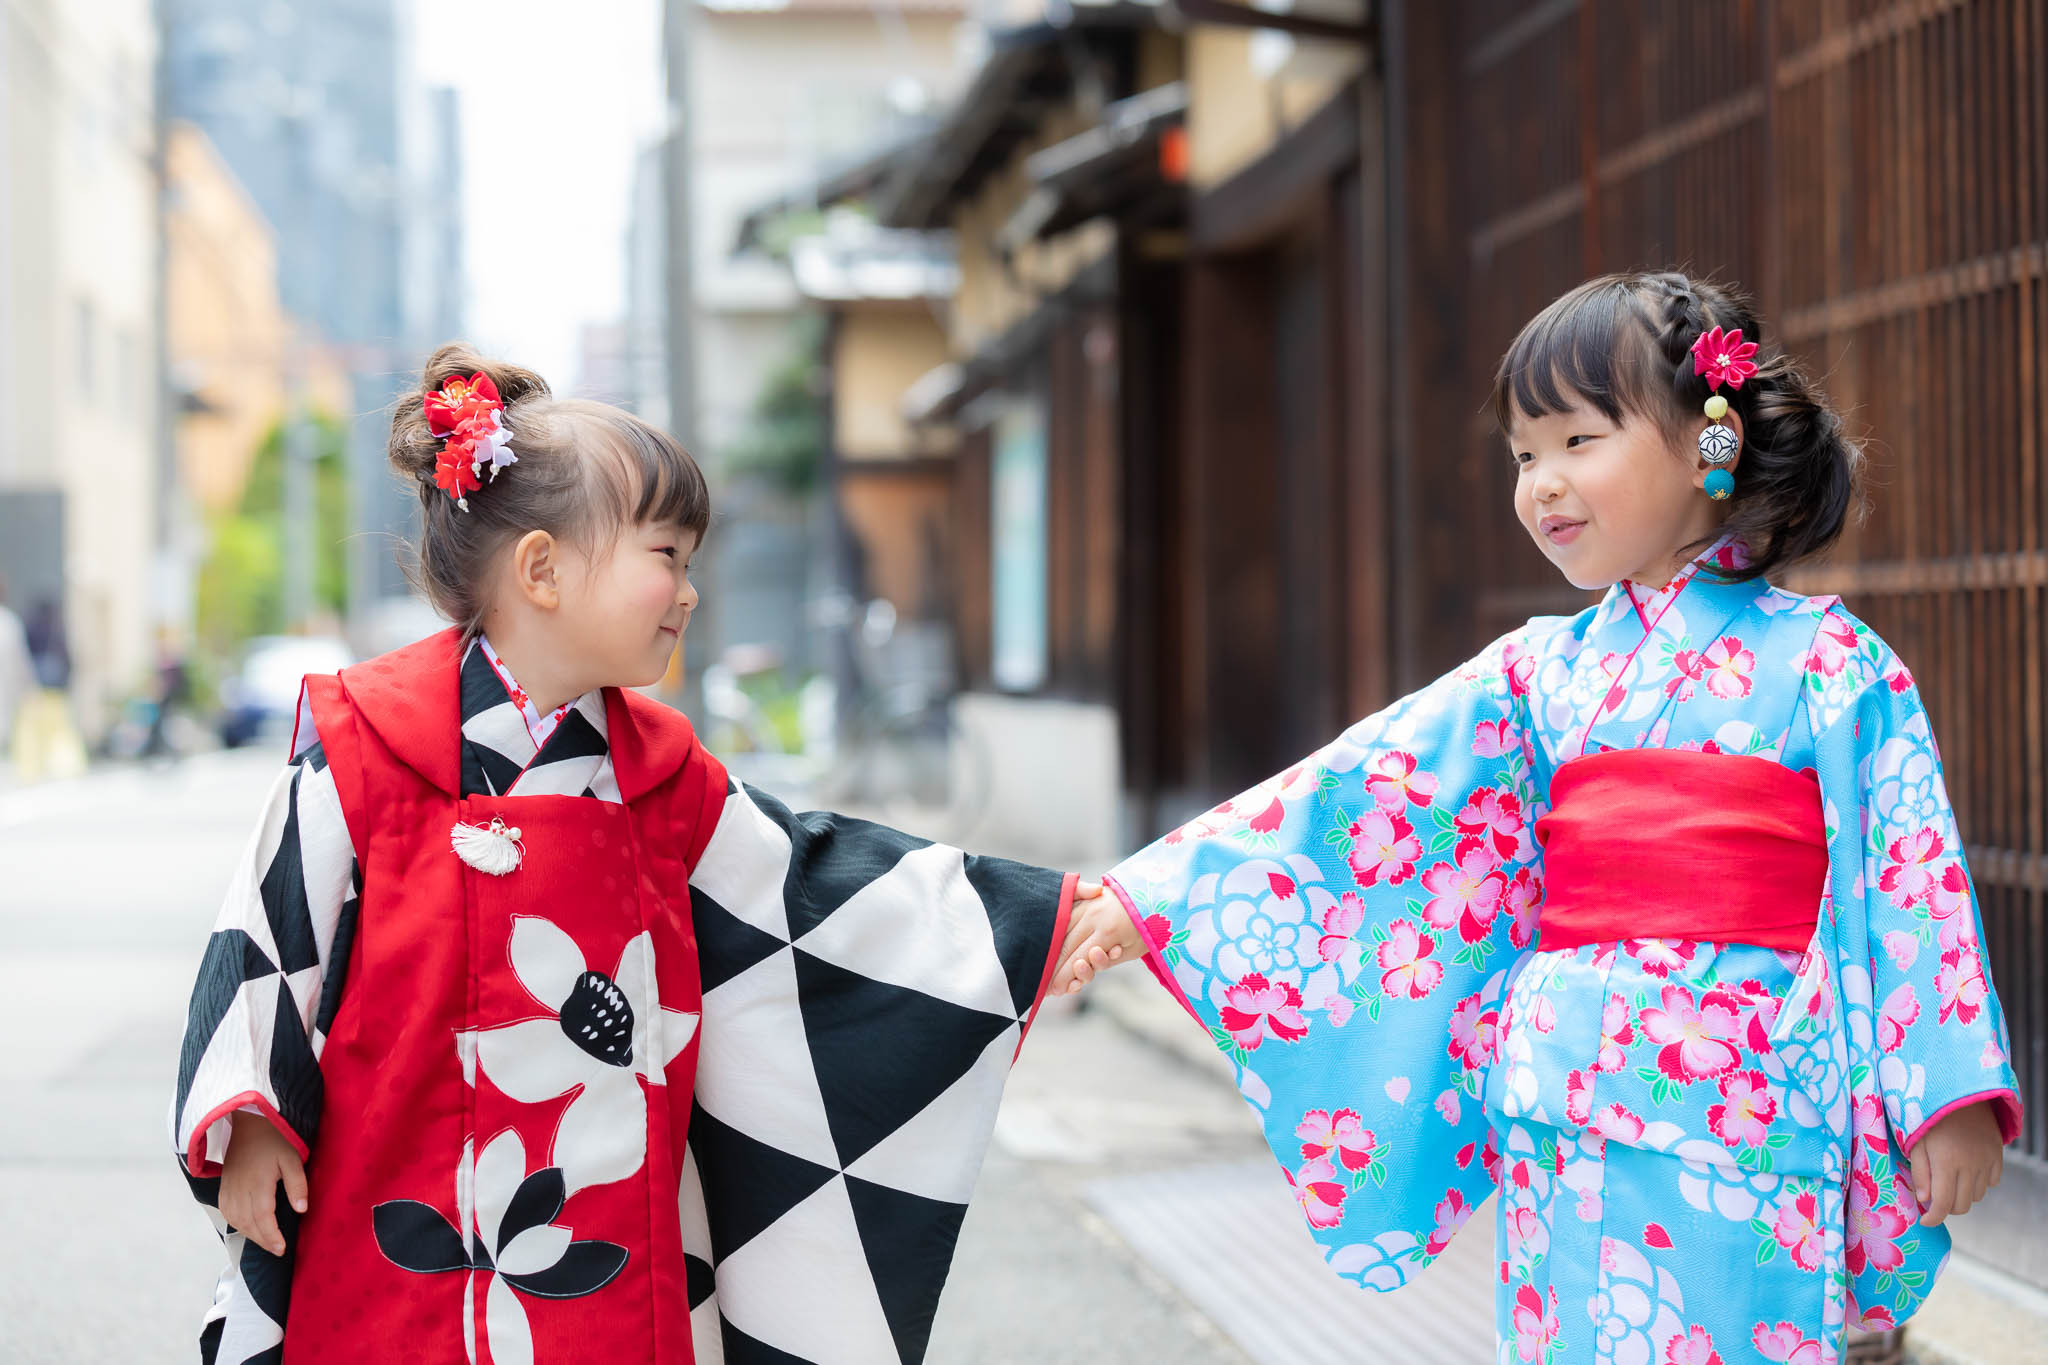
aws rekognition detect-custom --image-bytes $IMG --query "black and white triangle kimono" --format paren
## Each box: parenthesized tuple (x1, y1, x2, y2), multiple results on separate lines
(172, 638, 1078, 1364)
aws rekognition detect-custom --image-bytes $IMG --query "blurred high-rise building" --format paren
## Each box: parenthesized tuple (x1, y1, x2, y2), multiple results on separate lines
(162, 0, 457, 609)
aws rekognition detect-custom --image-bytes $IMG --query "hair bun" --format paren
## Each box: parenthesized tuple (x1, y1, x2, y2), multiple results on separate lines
(387, 342, 550, 488)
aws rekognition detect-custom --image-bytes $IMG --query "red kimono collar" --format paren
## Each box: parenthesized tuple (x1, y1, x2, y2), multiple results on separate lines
(334, 627, 704, 803)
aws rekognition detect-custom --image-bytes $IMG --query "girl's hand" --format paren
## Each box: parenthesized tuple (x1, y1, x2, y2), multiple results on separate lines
(1051, 882, 1147, 995)
(220, 1110, 309, 1257)
(1907, 1100, 2004, 1226)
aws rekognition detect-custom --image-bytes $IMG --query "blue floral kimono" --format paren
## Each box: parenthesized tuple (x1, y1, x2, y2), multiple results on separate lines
(1104, 540, 2022, 1365)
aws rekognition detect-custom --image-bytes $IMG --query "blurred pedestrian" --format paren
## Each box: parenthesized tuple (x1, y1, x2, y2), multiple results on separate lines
(1062, 270, 2019, 1363)
(0, 575, 34, 761)
(139, 627, 191, 760)
(11, 597, 87, 782)
(170, 342, 1115, 1362)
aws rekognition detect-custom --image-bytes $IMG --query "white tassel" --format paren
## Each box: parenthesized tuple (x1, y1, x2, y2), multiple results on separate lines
(451, 817, 524, 876)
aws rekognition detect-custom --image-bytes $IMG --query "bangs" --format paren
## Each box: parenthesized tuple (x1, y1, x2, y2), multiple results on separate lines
(1490, 277, 1665, 434)
(562, 402, 712, 543)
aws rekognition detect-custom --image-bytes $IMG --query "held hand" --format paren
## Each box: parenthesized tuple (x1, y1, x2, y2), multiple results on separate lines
(220, 1111, 309, 1257)
(1050, 882, 1147, 995)
(1907, 1100, 2004, 1226)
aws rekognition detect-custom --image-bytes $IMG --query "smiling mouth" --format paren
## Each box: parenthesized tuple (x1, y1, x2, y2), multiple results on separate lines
(1539, 516, 1585, 541)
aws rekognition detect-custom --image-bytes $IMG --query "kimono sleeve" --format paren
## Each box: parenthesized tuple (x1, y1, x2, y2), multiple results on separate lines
(1809, 630, 2024, 1326)
(1103, 627, 1552, 1292)
(681, 779, 1076, 1363)
(1816, 649, 2023, 1151)
(171, 739, 361, 1185)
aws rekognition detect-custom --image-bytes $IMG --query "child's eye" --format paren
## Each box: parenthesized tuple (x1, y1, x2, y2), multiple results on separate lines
(656, 546, 677, 559)
(1510, 450, 1533, 466)
(1566, 434, 1597, 448)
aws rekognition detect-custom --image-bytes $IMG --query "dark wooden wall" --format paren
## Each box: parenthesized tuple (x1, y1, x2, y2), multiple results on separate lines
(1385, 0, 2048, 1230)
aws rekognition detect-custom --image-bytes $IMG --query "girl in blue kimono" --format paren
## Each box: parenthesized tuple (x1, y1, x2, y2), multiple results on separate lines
(1061, 272, 2021, 1364)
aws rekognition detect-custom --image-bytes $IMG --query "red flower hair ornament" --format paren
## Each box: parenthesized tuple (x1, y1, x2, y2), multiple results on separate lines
(424, 372, 517, 510)
(1690, 326, 1759, 392)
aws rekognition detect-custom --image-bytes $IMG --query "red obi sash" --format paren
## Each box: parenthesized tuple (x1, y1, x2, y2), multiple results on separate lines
(1533, 748, 1827, 953)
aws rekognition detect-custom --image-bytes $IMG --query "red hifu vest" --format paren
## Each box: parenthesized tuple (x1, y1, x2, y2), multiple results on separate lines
(288, 630, 726, 1363)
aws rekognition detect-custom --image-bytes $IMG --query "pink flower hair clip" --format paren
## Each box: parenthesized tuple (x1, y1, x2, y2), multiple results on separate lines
(424, 372, 517, 511)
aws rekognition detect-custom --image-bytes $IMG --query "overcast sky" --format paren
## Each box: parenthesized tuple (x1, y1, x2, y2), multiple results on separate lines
(413, 0, 666, 390)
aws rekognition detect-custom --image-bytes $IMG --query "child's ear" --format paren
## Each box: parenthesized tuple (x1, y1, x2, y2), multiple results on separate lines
(512, 530, 561, 610)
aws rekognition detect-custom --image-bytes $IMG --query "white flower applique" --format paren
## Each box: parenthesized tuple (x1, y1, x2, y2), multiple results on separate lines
(469, 915, 700, 1192)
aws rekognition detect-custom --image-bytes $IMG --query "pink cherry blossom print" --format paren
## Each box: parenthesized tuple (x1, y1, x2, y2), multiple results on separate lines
(1472, 718, 1518, 758)
(1700, 636, 1756, 699)
(1383, 1077, 1411, 1104)
(1266, 872, 1298, 901)
(1595, 994, 1636, 1073)
(1365, 750, 1438, 811)
(1375, 918, 1444, 1000)
(1883, 656, 1915, 692)
(1876, 983, 1921, 1053)
(1510, 1284, 1562, 1362)
(1622, 938, 1697, 979)
(1879, 826, 1946, 908)
(1246, 796, 1287, 835)
(1928, 863, 1975, 948)
(1844, 1168, 1910, 1277)
(1453, 786, 1527, 862)
(1881, 930, 1920, 970)
(1935, 941, 1988, 1024)
(1426, 1188, 1473, 1256)
(1289, 1155, 1347, 1229)
(1803, 614, 1861, 677)
(1295, 1107, 1341, 1159)
(1564, 1068, 1594, 1126)
(1347, 808, 1421, 888)
(1770, 1190, 1825, 1272)
(1705, 1070, 1778, 1148)
(1590, 1103, 1644, 1146)
(1751, 1322, 1823, 1365)
(1639, 983, 1742, 1083)
(1332, 1110, 1380, 1171)
(1319, 892, 1365, 961)
(1501, 638, 1535, 697)
(1642, 1222, 1673, 1250)
(1851, 1304, 1897, 1332)
(1446, 991, 1499, 1070)
(1665, 648, 1705, 702)
(1663, 1326, 1723, 1365)
(1142, 914, 1174, 950)
(1219, 973, 1310, 1049)
(1420, 844, 1509, 944)
(1436, 1090, 1462, 1125)
(1502, 866, 1543, 949)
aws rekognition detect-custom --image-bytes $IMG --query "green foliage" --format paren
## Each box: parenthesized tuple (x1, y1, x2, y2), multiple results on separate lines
(195, 410, 352, 657)
(725, 313, 827, 494)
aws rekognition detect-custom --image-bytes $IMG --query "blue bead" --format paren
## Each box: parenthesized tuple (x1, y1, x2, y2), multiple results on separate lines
(1705, 469, 1736, 501)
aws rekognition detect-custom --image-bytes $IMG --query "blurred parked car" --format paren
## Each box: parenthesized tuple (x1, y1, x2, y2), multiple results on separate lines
(217, 635, 353, 749)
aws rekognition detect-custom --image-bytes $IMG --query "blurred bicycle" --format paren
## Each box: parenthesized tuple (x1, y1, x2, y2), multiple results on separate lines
(703, 595, 989, 845)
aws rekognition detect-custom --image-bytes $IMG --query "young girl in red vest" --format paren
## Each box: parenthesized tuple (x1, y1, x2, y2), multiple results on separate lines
(1060, 272, 2016, 1362)
(173, 344, 1100, 1365)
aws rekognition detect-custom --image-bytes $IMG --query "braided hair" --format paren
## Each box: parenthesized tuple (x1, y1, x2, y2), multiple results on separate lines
(1490, 270, 1862, 581)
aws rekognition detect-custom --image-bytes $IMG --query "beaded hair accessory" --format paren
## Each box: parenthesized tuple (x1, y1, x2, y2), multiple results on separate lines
(1689, 326, 1757, 501)
(424, 372, 517, 510)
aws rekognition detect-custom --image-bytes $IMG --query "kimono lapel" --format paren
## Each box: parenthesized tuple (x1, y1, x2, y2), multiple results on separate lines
(458, 640, 616, 800)
(1566, 539, 1764, 758)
